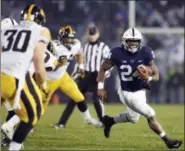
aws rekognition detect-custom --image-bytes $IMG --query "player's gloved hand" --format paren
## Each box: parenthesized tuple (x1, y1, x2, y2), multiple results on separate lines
(137, 66, 149, 81)
(57, 55, 67, 66)
(77, 64, 85, 78)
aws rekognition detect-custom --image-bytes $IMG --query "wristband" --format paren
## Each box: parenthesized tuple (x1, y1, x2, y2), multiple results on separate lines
(98, 82, 104, 89)
(79, 64, 84, 70)
(147, 76, 153, 82)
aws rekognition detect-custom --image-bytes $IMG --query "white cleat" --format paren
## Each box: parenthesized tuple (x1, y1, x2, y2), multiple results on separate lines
(84, 118, 103, 127)
(30, 128, 34, 133)
(51, 123, 65, 129)
(1, 123, 14, 140)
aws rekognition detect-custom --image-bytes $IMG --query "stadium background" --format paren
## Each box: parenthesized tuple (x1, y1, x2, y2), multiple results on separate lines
(2, 0, 184, 104)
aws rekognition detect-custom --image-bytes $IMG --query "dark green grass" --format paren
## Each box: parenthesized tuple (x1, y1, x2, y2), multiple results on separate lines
(1, 104, 184, 150)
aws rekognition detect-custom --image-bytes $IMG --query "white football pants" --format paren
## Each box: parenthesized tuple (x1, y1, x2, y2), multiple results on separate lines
(117, 88, 155, 123)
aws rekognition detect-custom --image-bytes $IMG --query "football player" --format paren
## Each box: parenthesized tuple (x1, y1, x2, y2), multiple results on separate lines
(1, 14, 66, 147)
(1, 17, 20, 147)
(97, 28, 182, 149)
(44, 25, 102, 128)
(1, 4, 50, 150)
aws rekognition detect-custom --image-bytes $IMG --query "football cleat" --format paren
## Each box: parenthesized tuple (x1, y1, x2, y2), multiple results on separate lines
(165, 139, 182, 149)
(51, 123, 65, 129)
(1, 123, 14, 140)
(84, 118, 103, 127)
(102, 115, 114, 138)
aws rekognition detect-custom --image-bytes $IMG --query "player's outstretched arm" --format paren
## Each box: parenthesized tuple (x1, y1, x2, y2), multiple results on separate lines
(97, 59, 113, 100)
(75, 50, 85, 78)
(148, 60, 159, 81)
(97, 59, 113, 83)
(33, 41, 47, 90)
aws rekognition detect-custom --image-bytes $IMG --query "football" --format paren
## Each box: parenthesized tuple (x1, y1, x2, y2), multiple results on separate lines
(137, 64, 153, 76)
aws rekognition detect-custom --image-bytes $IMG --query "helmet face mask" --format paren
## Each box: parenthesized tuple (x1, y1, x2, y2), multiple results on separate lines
(122, 28, 143, 53)
(58, 25, 75, 48)
(125, 39, 141, 53)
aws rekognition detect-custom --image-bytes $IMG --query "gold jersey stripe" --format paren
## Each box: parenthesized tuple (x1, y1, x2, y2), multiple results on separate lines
(40, 28, 51, 41)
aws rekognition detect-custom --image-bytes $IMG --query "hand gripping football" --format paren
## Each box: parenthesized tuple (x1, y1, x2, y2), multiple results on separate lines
(137, 64, 153, 76)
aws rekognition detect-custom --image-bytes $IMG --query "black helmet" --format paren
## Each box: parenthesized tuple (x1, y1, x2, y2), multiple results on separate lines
(58, 25, 76, 46)
(21, 4, 46, 25)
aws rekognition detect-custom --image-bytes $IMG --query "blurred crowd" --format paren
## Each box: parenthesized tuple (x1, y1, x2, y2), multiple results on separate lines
(2, 0, 184, 104)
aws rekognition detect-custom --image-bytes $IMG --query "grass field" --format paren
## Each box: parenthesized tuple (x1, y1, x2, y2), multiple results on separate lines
(1, 104, 184, 150)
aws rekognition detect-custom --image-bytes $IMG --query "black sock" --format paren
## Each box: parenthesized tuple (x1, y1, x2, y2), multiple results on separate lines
(162, 135, 170, 142)
(110, 117, 115, 125)
(12, 122, 33, 143)
(58, 100, 76, 125)
(93, 98, 103, 121)
(77, 101, 87, 112)
(6, 111, 16, 122)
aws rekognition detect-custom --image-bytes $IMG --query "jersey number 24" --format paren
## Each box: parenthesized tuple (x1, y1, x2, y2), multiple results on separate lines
(120, 64, 133, 81)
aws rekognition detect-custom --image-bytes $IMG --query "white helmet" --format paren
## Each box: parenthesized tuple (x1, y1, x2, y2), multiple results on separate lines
(1, 18, 18, 30)
(122, 28, 143, 53)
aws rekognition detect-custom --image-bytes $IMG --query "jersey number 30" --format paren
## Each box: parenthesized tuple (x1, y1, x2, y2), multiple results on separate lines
(120, 65, 133, 81)
(3, 30, 31, 52)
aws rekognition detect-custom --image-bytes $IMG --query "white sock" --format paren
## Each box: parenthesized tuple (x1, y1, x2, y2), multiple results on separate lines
(159, 131, 166, 138)
(6, 115, 20, 129)
(114, 112, 130, 123)
(81, 109, 91, 120)
(8, 141, 22, 151)
(99, 99, 105, 117)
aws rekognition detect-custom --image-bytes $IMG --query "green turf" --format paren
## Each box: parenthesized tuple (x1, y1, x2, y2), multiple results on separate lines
(1, 104, 184, 150)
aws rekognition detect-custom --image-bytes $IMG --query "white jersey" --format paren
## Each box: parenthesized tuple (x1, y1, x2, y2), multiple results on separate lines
(1, 21, 50, 79)
(46, 39, 81, 80)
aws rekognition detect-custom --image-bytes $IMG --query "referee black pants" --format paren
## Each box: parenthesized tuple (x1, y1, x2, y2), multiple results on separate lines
(57, 71, 104, 126)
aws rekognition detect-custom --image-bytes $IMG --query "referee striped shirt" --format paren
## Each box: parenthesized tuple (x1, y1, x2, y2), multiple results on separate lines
(83, 41, 110, 72)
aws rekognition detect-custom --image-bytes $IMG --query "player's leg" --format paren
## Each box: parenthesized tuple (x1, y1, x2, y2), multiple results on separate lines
(128, 90, 181, 149)
(56, 75, 88, 127)
(1, 101, 19, 147)
(103, 100, 141, 137)
(42, 78, 61, 111)
(54, 100, 76, 128)
(9, 73, 43, 150)
(122, 90, 182, 149)
(56, 72, 101, 127)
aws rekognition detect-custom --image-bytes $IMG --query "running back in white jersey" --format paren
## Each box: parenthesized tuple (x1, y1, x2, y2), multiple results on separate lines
(1, 21, 50, 79)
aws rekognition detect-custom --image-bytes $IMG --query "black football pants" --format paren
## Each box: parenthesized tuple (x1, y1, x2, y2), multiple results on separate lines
(57, 71, 104, 126)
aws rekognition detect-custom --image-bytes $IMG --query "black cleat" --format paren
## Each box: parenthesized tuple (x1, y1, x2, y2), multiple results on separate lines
(102, 115, 114, 138)
(165, 139, 182, 149)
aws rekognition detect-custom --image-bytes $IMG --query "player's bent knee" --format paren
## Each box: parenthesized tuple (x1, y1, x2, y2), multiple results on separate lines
(146, 108, 156, 119)
(127, 114, 140, 124)
(130, 117, 139, 124)
(73, 95, 84, 103)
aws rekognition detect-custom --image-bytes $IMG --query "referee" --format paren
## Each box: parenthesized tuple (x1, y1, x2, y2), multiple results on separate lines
(54, 25, 111, 127)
